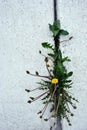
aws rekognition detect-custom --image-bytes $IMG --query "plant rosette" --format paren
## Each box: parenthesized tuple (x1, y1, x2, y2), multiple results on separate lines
(25, 19, 78, 130)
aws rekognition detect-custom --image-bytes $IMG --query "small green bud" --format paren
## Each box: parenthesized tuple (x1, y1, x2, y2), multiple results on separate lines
(69, 36, 73, 40)
(69, 123, 72, 126)
(45, 57, 48, 62)
(26, 71, 30, 74)
(71, 113, 74, 116)
(67, 119, 70, 123)
(50, 126, 52, 130)
(46, 64, 50, 67)
(35, 71, 39, 75)
(25, 89, 30, 92)
(37, 111, 42, 114)
(30, 97, 34, 100)
(27, 100, 32, 103)
(44, 118, 48, 121)
(73, 106, 77, 109)
(39, 50, 41, 54)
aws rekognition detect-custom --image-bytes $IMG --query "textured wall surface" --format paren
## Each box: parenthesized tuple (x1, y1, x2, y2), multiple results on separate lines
(58, 1, 87, 130)
(0, 0, 87, 130)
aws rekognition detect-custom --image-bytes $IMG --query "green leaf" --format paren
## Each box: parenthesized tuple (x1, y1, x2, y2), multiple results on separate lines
(59, 29, 69, 35)
(42, 42, 53, 49)
(64, 85, 72, 88)
(67, 72, 73, 77)
(53, 30, 59, 37)
(43, 100, 48, 104)
(48, 53, 54, 58)
(49, 24, 53, 32)
(58, 61, 65, 73)
(58, 50, 62, 60)
(62, 57, 71, 62)
(53, 19, 61, 29)
(49, 24, 59, 37)
(65, 80, 72, 83)
(41, 94, 50, 100)
(39, 87, 48, 90)
(37, 82, 46, 86)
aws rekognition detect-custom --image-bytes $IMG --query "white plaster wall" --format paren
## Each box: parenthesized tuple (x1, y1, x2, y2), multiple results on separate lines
(58, 0, 87, 130)
(0, 0, 87, 130)
(0, 0, 53, 130)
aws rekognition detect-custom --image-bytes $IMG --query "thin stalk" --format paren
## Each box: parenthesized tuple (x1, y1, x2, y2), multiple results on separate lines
(32, 90, 49, 102)
(41, 84, 57, 116)
(46, 63, 52, 77)
(28, 86, 44, 92)
(28, 73, 51, 79)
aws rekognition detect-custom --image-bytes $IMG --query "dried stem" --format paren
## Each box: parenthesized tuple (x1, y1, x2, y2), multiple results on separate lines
(28, 86, 43, 92)
(56, 94, 62, 113)
(46, 63, 52, 78)
(41, 85, 58, 117)
(28, 73, 51, 80)
(32, 90, 49, 102)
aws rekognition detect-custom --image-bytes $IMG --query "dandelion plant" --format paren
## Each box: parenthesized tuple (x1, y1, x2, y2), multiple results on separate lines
(25, 19, 78, 130)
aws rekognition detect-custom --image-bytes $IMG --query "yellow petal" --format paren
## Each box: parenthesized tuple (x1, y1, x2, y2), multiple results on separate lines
(51, 78, 58, 84)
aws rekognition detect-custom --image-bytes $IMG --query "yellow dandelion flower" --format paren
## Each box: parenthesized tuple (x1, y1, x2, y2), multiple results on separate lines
(51, 78, 58, 84)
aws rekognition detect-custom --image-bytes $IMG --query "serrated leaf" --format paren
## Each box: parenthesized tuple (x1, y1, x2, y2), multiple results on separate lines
(58, 61, 65, 73)
(42, 42, 53, 49)
(64, 85, 72, 88)
(43, 101, 48, 104)
(62, 57, 71, 62)
(65, 80, 72, 83)
(37, 82, 46, 86)
(41, 94, 50, 100)
(59, 29, 69, 35)
(48, 53, 54, 58)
